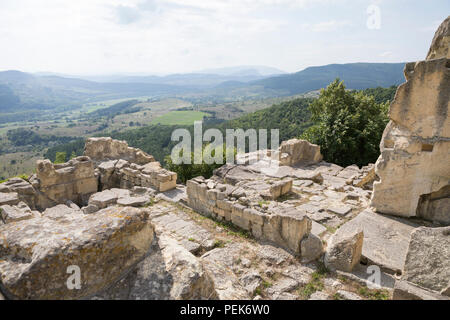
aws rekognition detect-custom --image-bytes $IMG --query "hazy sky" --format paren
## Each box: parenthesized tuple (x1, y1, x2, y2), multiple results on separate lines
(0, 0, 448, 75)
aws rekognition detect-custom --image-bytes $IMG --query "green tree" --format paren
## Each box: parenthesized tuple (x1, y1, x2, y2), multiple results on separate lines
(301, 79, 389, 167)
(54, 152, 67, 164)
(165, 144, 236, 183)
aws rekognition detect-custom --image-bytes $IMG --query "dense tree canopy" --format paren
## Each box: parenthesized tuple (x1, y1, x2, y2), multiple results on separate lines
(301, 79, 389, 167)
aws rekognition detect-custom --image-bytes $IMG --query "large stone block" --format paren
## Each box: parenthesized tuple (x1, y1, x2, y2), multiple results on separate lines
(325, 228, 363, 272)
(279, 139, 323, 166)
(0, 206, 154, 300)
(402, 226, 450, 293)
(334, 210, 417, 274)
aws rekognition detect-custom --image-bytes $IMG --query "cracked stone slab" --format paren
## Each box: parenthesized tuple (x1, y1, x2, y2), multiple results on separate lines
(327, 205, 352, 216)
(149, 204, 214, 254)
(0, 192, 20, 206)
(337, 210, 419, 274)
(201, 244, 250, 300)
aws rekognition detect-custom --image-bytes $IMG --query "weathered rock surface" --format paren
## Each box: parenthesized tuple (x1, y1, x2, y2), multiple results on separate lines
(149, 204, 214, 254)
(336, 290, 362, 300)
(393, 280, 450, 300)
(336, 210, 418, 274)
(93, 234, 217, 300)
(309, 291, 330, 300)
(0, 206, 154, 299)
(1, 202, 35, 224)
(279, 139, 323, 166)
(325, 228, 363, 272)
(371, 17, 450, 224)
(426, 16, 450, 60)
(300, 234, 323, 263)
(0, 178, 37, 208)
(96, 158, 177, 193)
(402, 226, 450, 293)
(201, 245, 250, 300)
(0, 192, 20, 206)
(42, 204, 82, 220)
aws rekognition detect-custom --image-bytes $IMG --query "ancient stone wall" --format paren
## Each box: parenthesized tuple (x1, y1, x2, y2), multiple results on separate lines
(0, 139, 177, 214)
(35, 156, 98, 209)
(84, 137, 155, 165)
(186, 163, 314, 254)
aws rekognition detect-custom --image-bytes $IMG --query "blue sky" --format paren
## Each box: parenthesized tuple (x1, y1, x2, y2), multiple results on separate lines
(0, 0, 448, 75)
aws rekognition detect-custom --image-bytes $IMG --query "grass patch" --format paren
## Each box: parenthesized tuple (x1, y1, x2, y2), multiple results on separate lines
(0, 173, 29, 184)
(298, 262, 329, 299)
(333, 292, 343, 300)
(143, 199, 155, 207)
(258, 200, 270, 207)
(276, 192, 296, 202)
(214, 220, 252, 239)
(213, 239, 226, 248)
(326, 226, 338, 234)
(152, 111, 209, 125)
(358, 286, 390, 300)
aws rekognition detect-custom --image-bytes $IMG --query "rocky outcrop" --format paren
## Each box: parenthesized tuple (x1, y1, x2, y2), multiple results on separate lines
(371, 17, 450, 224)
(84, 137, 155, 165)
(426, 16, 450, 60)
(0, 206, 154, 300)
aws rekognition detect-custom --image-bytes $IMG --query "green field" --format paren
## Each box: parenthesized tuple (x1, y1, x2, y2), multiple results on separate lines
(152, 111, 209, 125)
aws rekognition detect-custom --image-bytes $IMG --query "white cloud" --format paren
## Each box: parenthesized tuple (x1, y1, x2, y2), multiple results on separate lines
(310, 20, 352, 32)
(379, 51, 392, 57)
(0, 0, 445, 74)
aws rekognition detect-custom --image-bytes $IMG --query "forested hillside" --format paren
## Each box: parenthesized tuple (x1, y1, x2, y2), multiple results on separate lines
(254, 63, 404, 95)
(45, 84, 396, 167)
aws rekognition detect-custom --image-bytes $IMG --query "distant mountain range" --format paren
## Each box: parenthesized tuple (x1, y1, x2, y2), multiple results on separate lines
(251, 63, 406, 95)
(0, 63, 406, 113)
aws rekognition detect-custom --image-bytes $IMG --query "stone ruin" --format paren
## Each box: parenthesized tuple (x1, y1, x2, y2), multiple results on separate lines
(0, 137, 177, 215)
(368, 16, 450, 299)
(0, 17, 448, 300)
(371, 16, 450, 225)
